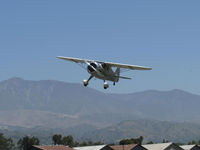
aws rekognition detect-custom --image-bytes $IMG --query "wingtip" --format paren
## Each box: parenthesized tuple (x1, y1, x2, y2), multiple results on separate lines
(145, 67, 152, 70)
(56, 56, 63, 59)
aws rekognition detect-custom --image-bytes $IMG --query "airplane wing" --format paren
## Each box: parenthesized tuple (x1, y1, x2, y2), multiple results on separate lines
(56, 56, 86, 63)
(56, 56, 152, 70)
(104, 62, 152, 70)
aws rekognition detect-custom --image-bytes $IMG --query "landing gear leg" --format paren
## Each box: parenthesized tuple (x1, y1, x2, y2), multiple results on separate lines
(83, 75, 93, 87)
(113, 82, 115, 86)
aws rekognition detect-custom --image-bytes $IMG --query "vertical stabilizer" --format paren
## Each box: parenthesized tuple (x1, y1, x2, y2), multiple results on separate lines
(114, 67, 120, 82)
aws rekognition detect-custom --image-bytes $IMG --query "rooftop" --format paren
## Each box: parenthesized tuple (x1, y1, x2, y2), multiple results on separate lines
(143, 143, 173, 150)
(33, 145, 75, 150)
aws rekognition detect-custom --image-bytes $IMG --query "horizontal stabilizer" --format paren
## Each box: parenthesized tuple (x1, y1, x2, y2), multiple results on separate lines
(117, 76, 132, 80)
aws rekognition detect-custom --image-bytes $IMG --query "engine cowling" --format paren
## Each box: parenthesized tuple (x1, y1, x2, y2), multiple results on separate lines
(87, 62, 97, 73)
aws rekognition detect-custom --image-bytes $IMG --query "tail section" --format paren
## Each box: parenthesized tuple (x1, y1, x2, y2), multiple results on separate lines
(118, 76, 132, 80)
(114, 67, 131, 81)
(114, 68, 120, 82)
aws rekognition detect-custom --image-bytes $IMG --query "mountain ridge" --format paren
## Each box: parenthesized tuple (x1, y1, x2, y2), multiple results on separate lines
(0, 77, 200, 127)
(2, 77, 197, 96)
(1, 77, 200, 144)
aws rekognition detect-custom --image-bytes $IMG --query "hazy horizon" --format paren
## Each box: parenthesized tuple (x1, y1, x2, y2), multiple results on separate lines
(1, 77, 200, 95)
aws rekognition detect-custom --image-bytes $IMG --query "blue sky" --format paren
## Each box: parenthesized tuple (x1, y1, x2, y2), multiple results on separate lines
(0, 1, 200, 94)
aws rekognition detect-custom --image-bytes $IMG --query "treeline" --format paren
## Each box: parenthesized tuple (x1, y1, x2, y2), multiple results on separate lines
(119, 136, 143, 145)
(0, 133, 104, 150)
(52, 134, 104, 147)
(0, 133, 15, 150)
(1, 132, 200, 150)
(0, 134, 151, 150)
(188, 140, 200, 145)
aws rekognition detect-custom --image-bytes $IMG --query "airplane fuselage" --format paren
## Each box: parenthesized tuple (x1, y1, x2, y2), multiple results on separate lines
(87, 62, 118, 82)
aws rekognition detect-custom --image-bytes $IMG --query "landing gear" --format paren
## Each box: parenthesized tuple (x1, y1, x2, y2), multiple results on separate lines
(104, 82, 109, 89)
(83, 80, 88, 86)
(83, 75, 93, 87)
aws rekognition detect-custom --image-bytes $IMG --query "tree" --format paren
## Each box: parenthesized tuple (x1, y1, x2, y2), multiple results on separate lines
(79, 141, 88, 146)
(0, 133, 15, 150)
(62, 135, 74, 147)
(92, 142, 104, 145)
(17, 136, 40, 150)
(52, 134, 62, 145)
(146, 141, 153, 144)
(73, 141, 79, 147)
(119, 136, 143, 145)
(52, 134, 103, 147)
(162, 139, 169, 143)
(188, 140, 197, 145)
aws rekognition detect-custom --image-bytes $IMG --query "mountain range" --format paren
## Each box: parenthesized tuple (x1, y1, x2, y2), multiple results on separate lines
(0, 77, 200, 143)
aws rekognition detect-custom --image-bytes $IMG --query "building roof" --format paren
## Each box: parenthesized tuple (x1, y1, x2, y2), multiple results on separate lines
(143, 143, 173, 150)
(109, 144, 139, 150)
(180, 145, 199, 150)
(74, 145, 106, 150)
(33, 145, 75, 150)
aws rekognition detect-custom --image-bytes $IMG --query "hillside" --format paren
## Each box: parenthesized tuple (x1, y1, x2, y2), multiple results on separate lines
(84, 119, 200, 143)
(0, 77, 200, 129)
(1, 120, 200, 144)
(1, 78, 200, 143)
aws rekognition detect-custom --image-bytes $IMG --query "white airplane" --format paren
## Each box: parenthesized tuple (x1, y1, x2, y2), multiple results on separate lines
(56, 56, 152, 89)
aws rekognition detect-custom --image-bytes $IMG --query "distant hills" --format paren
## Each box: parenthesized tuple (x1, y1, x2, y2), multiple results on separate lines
(84, 119, 200, 143)
(0, 77, 200, 143)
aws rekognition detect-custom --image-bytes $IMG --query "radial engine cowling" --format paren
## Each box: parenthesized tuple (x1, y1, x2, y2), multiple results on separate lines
(87, 62, 97, 73)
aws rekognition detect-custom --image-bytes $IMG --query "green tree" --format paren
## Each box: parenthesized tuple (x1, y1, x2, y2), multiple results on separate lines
(93, 142, 104, 145)
(191, 140, 196, 144)
(188, 140, 196, 145)
(0, 133, 15, 150)
(62, 135, 74, 147)
(79, 141, 88, 146)
(17, 136, 40, 150)
(73, 141, 79, 147)
(52, 134, 62, 145)
(146, 141, 153, 144)
(162, 139, 169, 143)
(119, 139, 131, 145)
(119, 136, 143, 145)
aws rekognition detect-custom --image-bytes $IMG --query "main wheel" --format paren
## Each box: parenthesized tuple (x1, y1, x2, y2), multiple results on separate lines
(83, 80, 88, 87)
(103, 82, 109, 89)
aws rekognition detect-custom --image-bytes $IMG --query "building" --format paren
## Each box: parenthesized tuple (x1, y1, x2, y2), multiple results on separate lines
(74, 145, 106, 150)
(101, 144, 147, 150)
(180, 145, 200, 150)
(31, 145, 76, 150)
(143, 143, 184, 150)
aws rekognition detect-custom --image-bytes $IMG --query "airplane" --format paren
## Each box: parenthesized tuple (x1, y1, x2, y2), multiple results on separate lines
(56, 56, 152, 89)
